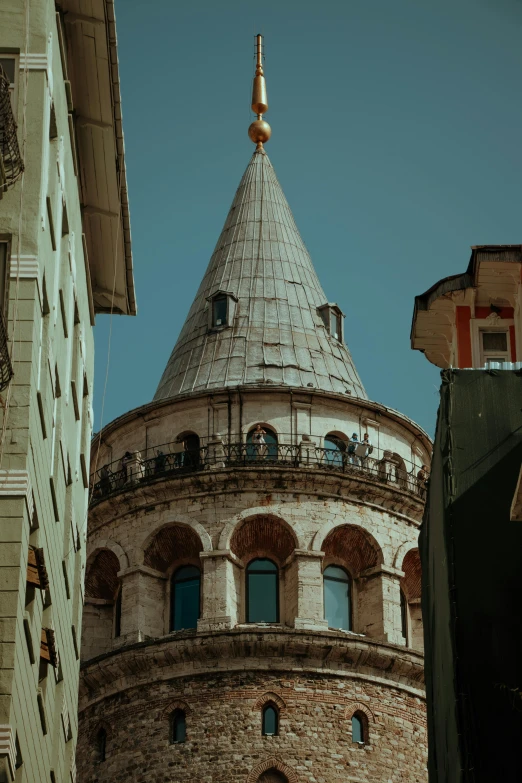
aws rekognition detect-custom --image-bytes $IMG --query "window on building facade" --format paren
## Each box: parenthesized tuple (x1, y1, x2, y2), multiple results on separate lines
(246, 425, 278, 460)
(400, 589, 408, 643)
(324, 565, 351, 631)
(324, 432, 346, 467)
(480, 330, 510, 365)
(96, 728, 107, 762)
(114, 588, 122, 638)
(0, 55, 17, 111)
(351, 713, 365, 743)
(318, 304, 344, 342)
(330, 309, 342, 341)
(170, 710, 186, 744)
(212, 294, 228, 327)
(262, 704, 279, 736)
(246, 558, 279, 623)
(170, 565, 200, 632)
(0, 240, 9, 317)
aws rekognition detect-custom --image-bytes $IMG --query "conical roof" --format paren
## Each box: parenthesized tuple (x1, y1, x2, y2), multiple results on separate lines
(154, 147, 367, 401)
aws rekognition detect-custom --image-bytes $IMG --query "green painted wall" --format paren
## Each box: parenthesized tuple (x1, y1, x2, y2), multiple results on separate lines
(0, 1, 98, 780)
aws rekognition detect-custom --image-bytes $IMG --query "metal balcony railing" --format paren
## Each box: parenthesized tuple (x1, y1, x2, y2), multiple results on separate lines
(90, 440, 428, 504)
(0, 309, 13, 392)
(0, 66, 23, 195)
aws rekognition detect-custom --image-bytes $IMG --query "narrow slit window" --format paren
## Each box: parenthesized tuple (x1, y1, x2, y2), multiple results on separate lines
(262, 704, 279, 736)
(96, 728, 107, 762)
(170, 710, 186, 744)
(351, 713, 365, 743)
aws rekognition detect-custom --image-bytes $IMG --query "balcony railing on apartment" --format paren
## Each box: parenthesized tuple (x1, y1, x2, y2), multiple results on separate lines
(90, 439, 428, 504)
(0, 65, 23, 195)
(0, 309, 13, 392)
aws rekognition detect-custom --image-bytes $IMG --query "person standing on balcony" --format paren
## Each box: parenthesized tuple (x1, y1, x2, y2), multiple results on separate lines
(347, 433, 359, 464)
(252, 424, 267, 458)
(359, 433, 373, 466)
(121, 451, 132, 481)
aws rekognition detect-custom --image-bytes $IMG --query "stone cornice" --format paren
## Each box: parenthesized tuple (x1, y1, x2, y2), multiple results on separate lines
(89, 465, 424, 533)
(79, 628, 425, 710)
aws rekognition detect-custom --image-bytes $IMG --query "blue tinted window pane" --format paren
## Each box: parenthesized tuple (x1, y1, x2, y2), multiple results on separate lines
(248, 558, 277, 572)
(172, 577, 200, 630)
(324, 565, 349, 581)
(263, 706, 278, 735)
(324, 436, 345, 467)
(324, 573, 351, 630)
(173, 712, 186, 743)
(352, 715, 363, 742)
(247, 572, 278, 622)
(246, 428, 278, 459)
(174, 565, 200, 582)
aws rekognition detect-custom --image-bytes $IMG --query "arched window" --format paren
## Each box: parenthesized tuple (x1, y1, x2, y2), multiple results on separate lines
(258, 771, 288, 783)
(246, 559, 279, 623)
(246, 425, 278, 460)
(351, 712, 366, 744)
(114, 588, 122, 638)
(179, 433, 200, 469)
(324, 433, 346, 467)
(170, 710, 186, 744)
(323, 565, 351, 631)
(170, 566, 200, 631)
(262, 703, 279, 736)
(400, 589, 408, 643)
(96, 728, 107, 762)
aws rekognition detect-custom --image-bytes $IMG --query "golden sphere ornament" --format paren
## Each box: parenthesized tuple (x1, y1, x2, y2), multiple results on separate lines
(248, 119, 272, 144)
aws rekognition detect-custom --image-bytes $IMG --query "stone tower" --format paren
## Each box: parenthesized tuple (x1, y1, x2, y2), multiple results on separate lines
(77, 38, 430, 783)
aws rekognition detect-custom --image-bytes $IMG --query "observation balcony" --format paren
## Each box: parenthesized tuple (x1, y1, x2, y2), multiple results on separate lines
(90, 437, 428, 507)
(0, 65, 23, 196)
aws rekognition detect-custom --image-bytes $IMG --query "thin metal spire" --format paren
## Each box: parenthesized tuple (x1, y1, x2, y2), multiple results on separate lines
(248, 34, 271, 148)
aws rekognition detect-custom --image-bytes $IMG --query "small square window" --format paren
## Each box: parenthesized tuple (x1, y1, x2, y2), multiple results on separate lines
(480, 329, 509, 365)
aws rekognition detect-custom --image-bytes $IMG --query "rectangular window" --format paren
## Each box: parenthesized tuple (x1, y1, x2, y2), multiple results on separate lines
(0, 240, 9, 317)
(330, 311, 342, 341)
(212, 296, 227, 327)
(480, 330, 509, 365)
(0, 55, 17, 112)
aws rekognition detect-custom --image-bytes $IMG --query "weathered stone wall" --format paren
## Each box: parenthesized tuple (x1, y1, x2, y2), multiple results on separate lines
(78, 389, 429, 782)
(77, 669, 427, 783)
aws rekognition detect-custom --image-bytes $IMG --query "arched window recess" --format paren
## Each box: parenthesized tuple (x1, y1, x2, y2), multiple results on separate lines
(262, 703, 279, 736)
(246, 558, 279, 624)
(246, 424, 278, 461)
(318, 302, 344, 342)
(323, 564, 352, 631)
(351, 711, 367, 744)
(170, 565, 201, 632)
(207, 289, 238, 330)
(169, 709, 186, 744)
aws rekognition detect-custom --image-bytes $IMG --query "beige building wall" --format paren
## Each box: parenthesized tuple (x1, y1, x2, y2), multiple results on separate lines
(0, 1, 134, 781)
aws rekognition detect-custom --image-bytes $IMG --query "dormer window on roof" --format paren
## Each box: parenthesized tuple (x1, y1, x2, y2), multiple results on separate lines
(318, 304, 344, 343)
(207, 290, 238, 330)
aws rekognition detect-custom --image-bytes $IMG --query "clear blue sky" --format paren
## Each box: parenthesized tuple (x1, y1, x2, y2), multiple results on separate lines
(93, 0, 522, 437)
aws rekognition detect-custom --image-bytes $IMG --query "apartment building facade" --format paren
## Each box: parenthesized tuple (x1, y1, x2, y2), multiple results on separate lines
(0, 1, 135, 781)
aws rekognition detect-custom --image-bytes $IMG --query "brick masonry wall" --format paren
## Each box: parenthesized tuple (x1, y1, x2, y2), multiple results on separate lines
(76, 670, 427, 783)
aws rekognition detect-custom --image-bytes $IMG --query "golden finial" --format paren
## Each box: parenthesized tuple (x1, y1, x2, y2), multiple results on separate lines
(248, 34, 272, 148)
